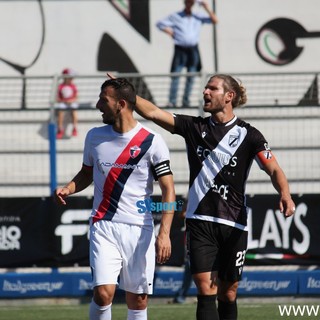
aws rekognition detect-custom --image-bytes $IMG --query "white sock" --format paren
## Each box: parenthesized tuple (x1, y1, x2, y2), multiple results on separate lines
(127, 308, 147, 320)
(89, 299, 112, 320)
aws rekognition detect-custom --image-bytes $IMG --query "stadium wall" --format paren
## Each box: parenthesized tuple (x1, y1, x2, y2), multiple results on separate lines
(0, 0, 320, 77)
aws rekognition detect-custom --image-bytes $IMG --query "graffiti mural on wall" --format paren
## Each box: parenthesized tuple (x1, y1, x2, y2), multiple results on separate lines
(255, 18, 320, 66)
(0, 0, 154, 107)
(99, 1, 154, 101)
(0, 0, 45, 75)
(0, 0, 45, 108)
(0, 0, 320, 108)
(109, 0, 150, 41)
(103, 0, 150, 72)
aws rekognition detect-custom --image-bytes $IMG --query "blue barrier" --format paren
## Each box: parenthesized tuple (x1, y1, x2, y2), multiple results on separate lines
(0, 269, 319, 298)
(238, 272, 298, 296)
(298, 270, 320, 295)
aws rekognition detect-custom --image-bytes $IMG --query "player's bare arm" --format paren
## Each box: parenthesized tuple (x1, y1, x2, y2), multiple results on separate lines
(135, 96, 175, 133)
(156, 173, 175, 264)
(259, 152, 295, 217)
(54, 165, 93, 205)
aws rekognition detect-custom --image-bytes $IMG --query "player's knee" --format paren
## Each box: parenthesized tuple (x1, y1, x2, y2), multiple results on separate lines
(93, 285, 114, 306)
(194, 274, 218, 295)
(218, 281, 238, 302)
(126, 292, 148, 310)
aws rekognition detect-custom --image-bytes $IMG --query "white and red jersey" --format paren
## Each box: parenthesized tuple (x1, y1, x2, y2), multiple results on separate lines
(83, 122, 172, 226)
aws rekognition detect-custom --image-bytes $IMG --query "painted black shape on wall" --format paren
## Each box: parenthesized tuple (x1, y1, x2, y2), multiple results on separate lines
(109, 0, 150, 41)
(97, 33, 155, 103)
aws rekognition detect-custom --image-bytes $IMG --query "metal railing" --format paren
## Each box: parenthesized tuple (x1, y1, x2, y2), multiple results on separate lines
(0, 72, 319, 197)
(0, 72, 319, 110)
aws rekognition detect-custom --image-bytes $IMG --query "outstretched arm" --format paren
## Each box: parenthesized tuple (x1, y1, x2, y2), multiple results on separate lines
(136, 95, 175, 133)
(155, 174, 175, 264)
(54, 165, 93, 205)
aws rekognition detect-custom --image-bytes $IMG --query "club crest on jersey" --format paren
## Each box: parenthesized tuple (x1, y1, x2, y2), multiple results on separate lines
(130, 145, 141, 159)
(228, 134, 239, 147)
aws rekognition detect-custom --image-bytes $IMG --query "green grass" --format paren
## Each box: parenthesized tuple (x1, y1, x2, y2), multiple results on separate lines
(0, 299, 319, 320)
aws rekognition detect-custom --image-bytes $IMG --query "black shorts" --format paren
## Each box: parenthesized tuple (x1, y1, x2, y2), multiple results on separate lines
(186, 219, 248, 282)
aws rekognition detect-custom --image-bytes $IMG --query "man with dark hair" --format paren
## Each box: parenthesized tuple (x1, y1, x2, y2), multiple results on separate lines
(54, 78, 175, 320)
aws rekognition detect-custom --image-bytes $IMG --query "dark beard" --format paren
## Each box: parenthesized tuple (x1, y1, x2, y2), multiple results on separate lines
(102, 115, 116, 125)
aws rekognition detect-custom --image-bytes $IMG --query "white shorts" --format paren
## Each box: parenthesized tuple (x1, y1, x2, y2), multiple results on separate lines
(89, 220, 155, 294)
(55, 102, 78, 110)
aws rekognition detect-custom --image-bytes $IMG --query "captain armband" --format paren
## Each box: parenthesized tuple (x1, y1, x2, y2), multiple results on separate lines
(152, 160, 173, 181)
(256, 149, 275, 168)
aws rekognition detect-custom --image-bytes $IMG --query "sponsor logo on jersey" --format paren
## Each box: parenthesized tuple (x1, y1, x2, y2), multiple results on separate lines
(201, 131, 207, 138)
(97, 159, 141, 174)
(197, 146, 238, 167)
(130, 145, 141, 159)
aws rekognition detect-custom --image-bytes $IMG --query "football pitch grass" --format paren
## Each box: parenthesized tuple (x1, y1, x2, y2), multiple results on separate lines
(0, 298, 319, 320)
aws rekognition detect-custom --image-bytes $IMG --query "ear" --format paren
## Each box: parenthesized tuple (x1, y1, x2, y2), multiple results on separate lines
(119, 99, 126, 108)
(225, 91, 234, 103)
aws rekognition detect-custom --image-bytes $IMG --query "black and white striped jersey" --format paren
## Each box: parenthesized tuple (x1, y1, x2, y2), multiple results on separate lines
(173, 114, 269, 231)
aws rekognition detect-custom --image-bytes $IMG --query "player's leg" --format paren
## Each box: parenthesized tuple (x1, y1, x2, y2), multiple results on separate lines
(217, 280, 239, 320)
(89, 220, 123, 320)
(89, 284, 115, 320)
(187, 219, 220, 320)
(193, 271, 219, 320)
(217, 226, 248, 320)
(126, 292, 148, 320)
(118, 224, 155, 320)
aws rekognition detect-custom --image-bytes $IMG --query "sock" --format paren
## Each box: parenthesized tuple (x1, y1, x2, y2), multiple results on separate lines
(89, 299, 112, 320)
(218, 299, 238, 320)
(196, 295, 219, 320)
(127, 308, 147, 320)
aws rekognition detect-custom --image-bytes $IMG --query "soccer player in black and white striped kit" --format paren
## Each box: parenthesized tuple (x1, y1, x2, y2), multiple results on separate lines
(134, 74, 296, 320)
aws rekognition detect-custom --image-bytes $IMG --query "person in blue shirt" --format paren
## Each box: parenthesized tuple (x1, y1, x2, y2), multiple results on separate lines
(156, 0, 218, 107)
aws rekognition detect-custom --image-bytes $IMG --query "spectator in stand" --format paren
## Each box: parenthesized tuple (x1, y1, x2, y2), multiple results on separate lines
(156, 0, 218, 107)
(56, 68, 79, 139)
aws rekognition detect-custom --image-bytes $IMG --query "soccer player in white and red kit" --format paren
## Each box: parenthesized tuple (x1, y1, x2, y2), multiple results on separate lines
(133, 74, 296, 320)
(54, 78, 175, 320)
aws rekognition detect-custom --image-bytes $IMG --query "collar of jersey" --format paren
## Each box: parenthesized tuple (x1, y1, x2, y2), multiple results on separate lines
(209, 116, 237, 127)
(110, 121, 141, 136)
